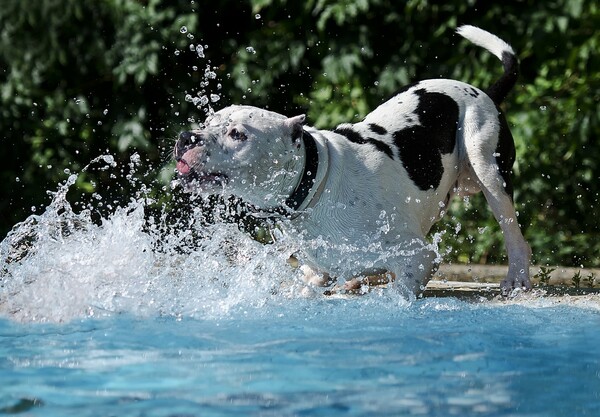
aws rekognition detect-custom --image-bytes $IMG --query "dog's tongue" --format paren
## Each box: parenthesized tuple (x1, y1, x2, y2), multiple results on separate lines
(176, 160, 191, 175)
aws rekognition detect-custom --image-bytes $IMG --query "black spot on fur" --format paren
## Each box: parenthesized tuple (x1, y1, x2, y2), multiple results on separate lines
(367, 138, 394, 159)
(467, 87, 480, 98)
(334, 126, 394, 159)
(393, 89, 459, 190)
(382, 82, 420, 104)
(494, 109, 516, 199)
(334, 126, 365, 144)
(369, 123, 387, 135)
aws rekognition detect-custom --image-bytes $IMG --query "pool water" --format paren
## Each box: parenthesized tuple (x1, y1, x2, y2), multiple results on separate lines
(1, 301, 600, 416)
(1, 157, 600, 416)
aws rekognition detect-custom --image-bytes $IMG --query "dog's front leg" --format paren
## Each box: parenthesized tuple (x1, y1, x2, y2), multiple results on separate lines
(500, 227, 533, 295)
(299, 264, 332, 287)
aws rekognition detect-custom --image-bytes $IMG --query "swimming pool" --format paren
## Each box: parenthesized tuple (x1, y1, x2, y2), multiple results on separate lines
(1, 163, 599, 416)
(1, 299, 600, 416)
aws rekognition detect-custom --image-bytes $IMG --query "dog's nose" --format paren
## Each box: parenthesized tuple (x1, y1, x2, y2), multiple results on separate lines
(178, 131, 203, 147)
(176, 131, 205, 158)
(173, 132, 204, 159)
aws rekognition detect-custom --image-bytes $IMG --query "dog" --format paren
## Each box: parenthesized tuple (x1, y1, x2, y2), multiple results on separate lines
(173, 25, 532, 296)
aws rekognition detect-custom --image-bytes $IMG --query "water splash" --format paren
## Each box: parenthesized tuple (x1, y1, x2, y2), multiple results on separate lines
(0, 156, 306, 322)
(1, 154, 434, 323)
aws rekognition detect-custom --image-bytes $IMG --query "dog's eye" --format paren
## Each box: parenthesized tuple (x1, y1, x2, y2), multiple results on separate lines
(230, 128, 247, 141)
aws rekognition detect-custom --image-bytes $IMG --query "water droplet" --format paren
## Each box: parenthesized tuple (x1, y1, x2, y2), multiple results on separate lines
(204, 66, 216, 79)
(246, 46, 256, 54)
(180, 26, 188, 34)
(255, 14, 261, 19)
(540, 105, 547, 111)
(210, 94, 220, 102)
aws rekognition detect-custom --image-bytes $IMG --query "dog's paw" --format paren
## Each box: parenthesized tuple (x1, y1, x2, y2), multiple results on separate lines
(500, 273, 532, 297)
(299, 265, 332, 287)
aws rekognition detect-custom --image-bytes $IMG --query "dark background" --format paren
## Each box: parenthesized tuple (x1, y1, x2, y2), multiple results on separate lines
(1, 0, 598, 267)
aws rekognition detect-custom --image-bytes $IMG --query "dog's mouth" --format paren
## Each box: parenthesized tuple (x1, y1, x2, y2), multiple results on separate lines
(176, 159, 192, 175)
(176, 158, 228, 188)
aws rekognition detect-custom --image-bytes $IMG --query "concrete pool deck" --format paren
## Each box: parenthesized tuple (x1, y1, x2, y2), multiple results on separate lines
(425, 264, 600, 307)
(433, 264, 600, 286)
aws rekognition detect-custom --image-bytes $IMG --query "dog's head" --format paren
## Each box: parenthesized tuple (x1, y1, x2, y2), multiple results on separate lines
(174, 105, 307, 208)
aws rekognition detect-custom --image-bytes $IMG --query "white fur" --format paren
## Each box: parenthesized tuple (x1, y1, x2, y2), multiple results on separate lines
(175, 26, 531, 296)
(456, 25, 515, 60)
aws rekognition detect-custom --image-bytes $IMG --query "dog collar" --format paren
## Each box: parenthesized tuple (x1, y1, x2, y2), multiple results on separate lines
(248, 129, 324, 220)
(285, 129, 320, 212)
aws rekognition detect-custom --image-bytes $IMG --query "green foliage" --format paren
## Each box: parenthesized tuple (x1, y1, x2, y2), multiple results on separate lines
(585, 273, 596, 289)
(0, 0, 199, 226)
(535, 266, 556, 287)
(1, 0, 599, 269)
(571, 270, 582, 289)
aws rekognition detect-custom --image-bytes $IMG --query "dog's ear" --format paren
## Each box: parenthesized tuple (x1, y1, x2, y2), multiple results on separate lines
(285, 114, 306, 144)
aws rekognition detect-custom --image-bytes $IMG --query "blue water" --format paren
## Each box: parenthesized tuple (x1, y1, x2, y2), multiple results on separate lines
(2, 300, 599, 416)
(1, 159, 599, 416)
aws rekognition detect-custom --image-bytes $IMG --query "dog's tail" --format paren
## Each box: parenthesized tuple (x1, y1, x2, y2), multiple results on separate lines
(456, 25, 518, 105)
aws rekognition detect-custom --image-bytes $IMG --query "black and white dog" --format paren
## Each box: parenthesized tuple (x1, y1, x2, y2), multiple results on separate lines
(174, 25, 531, 296)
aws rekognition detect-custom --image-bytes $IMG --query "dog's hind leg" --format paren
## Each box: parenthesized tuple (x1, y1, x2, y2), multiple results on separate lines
(463, 112, 531, 295)
(481, 192, 531, 295)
